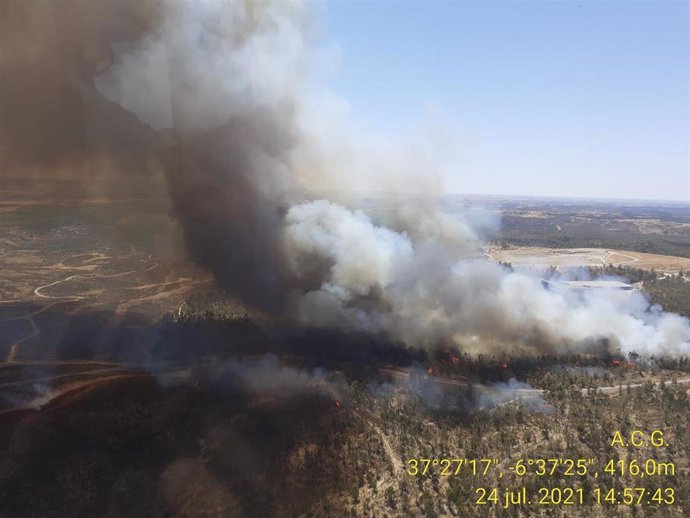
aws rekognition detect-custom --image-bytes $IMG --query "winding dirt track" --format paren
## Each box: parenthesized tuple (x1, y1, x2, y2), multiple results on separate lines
(352, 408, 403, 474)
(491, 246, 690, 274)
(2, 300, 79, 362)
(603, 250, 639, 266)
(1, 255, 159, 362)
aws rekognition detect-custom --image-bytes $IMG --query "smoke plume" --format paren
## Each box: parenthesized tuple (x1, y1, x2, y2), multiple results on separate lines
(1, 0, 688, 357)
(285, 200, 690, 356)
(193, 354, 343, 398)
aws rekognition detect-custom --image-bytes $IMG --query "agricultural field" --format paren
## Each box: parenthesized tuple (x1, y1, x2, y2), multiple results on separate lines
(489, 246, 690, 275)
(481, 197, 690, 259)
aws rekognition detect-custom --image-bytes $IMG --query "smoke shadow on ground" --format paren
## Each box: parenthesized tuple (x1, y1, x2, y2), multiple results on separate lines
(0, 371, 353, 518)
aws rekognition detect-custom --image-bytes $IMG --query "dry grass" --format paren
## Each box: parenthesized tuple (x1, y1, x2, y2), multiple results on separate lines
(491, 246, 690, 273)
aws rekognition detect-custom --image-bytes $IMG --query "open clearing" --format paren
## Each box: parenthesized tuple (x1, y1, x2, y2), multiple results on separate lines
(0, 193, 211, 363)
(490, 246, 690, 273)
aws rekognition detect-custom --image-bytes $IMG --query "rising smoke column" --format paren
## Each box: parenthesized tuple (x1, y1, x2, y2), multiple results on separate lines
(143, 0, 310, 311)
(1, 0, 688, 357)
(0, 0, 308, 311)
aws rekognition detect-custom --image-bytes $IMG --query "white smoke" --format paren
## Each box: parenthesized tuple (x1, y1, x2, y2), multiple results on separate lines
(476, 379, 552, 413)
(285, 199, 690, 357)
(39, 0, 690, 358)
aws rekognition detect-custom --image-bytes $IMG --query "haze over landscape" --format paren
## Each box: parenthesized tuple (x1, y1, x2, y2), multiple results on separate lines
(0, 1, 689, 517)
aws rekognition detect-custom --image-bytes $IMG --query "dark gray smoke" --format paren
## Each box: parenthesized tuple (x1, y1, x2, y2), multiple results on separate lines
(0, 0, 303, 311)
(2, 0, 689, 357)
(0, 0, 159, 173)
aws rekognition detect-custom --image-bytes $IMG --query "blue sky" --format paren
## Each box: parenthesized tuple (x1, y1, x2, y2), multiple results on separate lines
(319, 0, 689, 201)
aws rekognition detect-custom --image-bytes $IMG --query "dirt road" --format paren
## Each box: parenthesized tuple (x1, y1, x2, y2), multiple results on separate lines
(352, 409, 403, 474)
(0, 253, 193, 362)
(381, 366, 690, 399)
(491, 246, 690, 274)
(0, 364, 191, 416)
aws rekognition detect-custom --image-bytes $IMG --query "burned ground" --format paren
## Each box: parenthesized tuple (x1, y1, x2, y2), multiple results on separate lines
(2, 190, 690, 517)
